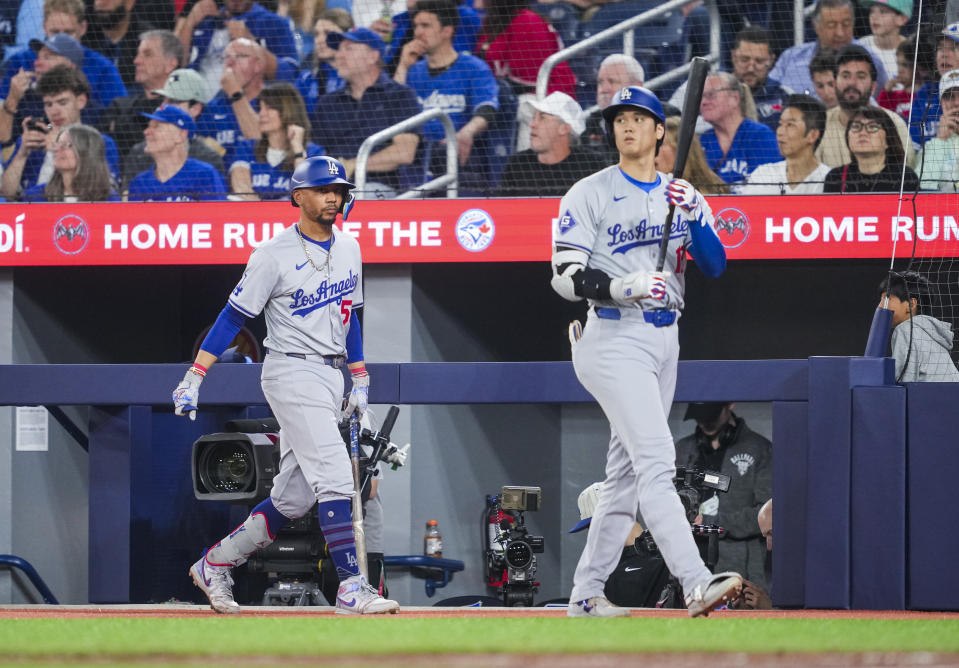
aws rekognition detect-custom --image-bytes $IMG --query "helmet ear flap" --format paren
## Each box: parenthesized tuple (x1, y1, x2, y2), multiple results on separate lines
(341, 190, 355, 220)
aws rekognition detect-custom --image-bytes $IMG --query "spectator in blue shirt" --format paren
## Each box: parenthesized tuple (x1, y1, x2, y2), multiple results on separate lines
(768, 0, 887, 100)
(229, 82, 324, 200)
(383, 0, 481, 75)
(393, 0, 498, 193)
(1, 66, 120, 199)
(22, 123, 120, 201)
(699, 71, 781, 185)
(127, 104, 227, 201)
(175, 0, 298, 95)
(296, 8, 352, 116)
(1, 0, 127, 112)
(909, 23, 959, 148)
(196, 37, 266, 157)
(312, 27, 421, 196)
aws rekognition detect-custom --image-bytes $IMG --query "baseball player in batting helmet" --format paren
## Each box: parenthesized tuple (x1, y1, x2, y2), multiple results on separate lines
(551, 88, 741, 618)
(172, 155, 399, 616)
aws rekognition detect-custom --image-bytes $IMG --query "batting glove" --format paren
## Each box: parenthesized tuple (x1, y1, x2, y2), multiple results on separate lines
(343, 367, 370, 419)
(172, 366, 205, 421)
(666, 178, 702, 213)
(609, 270, 670, 303)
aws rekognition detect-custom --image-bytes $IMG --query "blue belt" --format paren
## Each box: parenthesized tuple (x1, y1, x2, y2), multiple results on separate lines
(594, 306, 677, 327)
(267, 349, 346, 368)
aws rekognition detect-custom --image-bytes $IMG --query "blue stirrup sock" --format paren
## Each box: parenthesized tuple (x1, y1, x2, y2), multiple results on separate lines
(318, 498, 361, 580)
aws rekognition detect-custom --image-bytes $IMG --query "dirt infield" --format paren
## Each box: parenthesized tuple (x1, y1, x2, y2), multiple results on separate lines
(1, 604, 958, 619)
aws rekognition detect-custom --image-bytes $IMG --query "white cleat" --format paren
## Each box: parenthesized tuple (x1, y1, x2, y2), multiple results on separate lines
(685, 571, 743, 618)
(567, 596, 630, 617)
(335, 575, 400, 615)
(190, 556, 241, 615)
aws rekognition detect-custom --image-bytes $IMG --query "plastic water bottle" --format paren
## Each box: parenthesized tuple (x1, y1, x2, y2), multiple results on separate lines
(424, 520, 443, 558)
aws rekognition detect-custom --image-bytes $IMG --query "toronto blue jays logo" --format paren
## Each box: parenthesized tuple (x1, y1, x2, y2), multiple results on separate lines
(606, 218, 688, 255)
(52, 214, 89, 255)
(713, 207, 750, 249)
(455, 209, 495, 252)
(290, 270, 358, 317)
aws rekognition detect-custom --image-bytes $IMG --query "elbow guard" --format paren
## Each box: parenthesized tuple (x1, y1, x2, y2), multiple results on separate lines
(551, 248, 588, 302)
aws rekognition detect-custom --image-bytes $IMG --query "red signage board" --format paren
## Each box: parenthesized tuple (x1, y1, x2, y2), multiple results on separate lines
(0, 194, 955, 266)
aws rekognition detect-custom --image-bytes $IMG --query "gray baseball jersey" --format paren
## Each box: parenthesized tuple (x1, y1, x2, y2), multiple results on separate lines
(228, 224, 363, 355)
(554, 166, 717, 311)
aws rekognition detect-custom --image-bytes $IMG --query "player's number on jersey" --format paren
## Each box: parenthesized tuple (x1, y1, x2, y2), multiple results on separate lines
(340, 299, 353, 324)
(675, 245, 686, 275)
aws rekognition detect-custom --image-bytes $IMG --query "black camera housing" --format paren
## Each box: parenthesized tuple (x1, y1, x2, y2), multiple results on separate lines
(191, 432, 278, 502)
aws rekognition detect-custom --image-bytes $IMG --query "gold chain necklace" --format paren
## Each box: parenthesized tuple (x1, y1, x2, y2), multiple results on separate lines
(295, 224, 331, 273)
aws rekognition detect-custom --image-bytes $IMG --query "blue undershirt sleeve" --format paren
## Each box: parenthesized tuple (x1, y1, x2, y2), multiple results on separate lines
(686, 210, 726, 279)
(345, 309, 363, 363)
(199, 304, 247, 358)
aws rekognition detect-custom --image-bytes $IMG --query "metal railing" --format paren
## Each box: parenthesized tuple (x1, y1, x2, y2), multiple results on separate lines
(536, 0, 721, 99)
(355, 108, 458, 200)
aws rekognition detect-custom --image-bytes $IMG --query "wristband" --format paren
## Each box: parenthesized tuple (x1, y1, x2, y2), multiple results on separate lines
(229, 90, 244, 103)
(292, 151, 305, 159)
(190, 363, 208, 377)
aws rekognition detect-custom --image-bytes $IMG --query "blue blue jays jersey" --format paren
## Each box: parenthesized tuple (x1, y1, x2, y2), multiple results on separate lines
(127, 158, 227, 201)
(296, 64, 344, 116)
(406, 54, 498, 141)
(196, 93, 259, 153)
(700, 119, 780, 185)
(229, 140, 325, 200)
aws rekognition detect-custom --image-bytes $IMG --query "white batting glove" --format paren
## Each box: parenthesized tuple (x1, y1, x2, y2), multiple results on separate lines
(609, 270, 670, 303)
(666, 178, 702, 213)
(172, 367, 205, 421)
(343, 367, 370, 419)
(384, 443, 410, 468)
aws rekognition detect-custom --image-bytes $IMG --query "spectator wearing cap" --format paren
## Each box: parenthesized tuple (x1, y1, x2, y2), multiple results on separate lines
(195, 38, 266, 158)
(83, 0, 167, 94)
(0, 33, 87, 144)
(909, 23, 959, 147)
(311, 27, 420, 197)
(121, 68, 225, 191)
(99, 30, 184, 158)
(126, 104, 226, 201)
(0, 65, 120, 199)
(393, 0, 498, 194)
(699, 72, 781, 185)
(496, 92, 606, 196)
(858, 0, 911, 80)
(768, 0, 888, 101)
(917, 69, 959, 191)
(569, 482, 669, 608)
(0, 0, 127, 112)
(815, 44, 914, 168)
(175, 0, 298, 96)
(583, 54, 645, 163)
(674, 402, 772, 594)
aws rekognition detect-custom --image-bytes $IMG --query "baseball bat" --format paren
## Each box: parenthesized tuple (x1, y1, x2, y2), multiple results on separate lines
(656, 56, 711, 272)
(349, 411, 369, 581)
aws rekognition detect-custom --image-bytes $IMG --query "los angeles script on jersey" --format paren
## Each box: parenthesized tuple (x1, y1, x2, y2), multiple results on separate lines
(290, 270, 358, 317)
(607, 218, 689, 255)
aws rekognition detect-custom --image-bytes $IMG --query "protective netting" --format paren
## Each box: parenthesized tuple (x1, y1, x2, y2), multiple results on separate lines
(0, 0, 954, 202)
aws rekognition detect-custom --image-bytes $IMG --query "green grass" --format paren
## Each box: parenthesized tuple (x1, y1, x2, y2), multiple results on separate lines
(1, 618, 958, 658)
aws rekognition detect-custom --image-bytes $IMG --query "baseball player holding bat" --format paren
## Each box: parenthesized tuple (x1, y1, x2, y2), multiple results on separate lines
(172, 155, 399, 615)
(551, 86, 742, 617)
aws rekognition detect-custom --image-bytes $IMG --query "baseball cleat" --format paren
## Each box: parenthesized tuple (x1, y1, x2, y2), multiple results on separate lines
(336, 575, 400, 615)
(190, 556, 241, 614)
(567, 596, 630, 617)
(685, 571, 743, 618)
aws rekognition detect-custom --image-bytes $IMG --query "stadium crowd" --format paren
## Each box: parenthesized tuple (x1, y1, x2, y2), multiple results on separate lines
(0, 0, 955, 201)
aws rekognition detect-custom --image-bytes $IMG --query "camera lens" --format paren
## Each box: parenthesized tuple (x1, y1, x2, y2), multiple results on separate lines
(504, 540, 532, 570)
(198, 442, 255, 493)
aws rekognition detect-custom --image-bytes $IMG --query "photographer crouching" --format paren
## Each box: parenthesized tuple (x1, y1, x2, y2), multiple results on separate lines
(675, 402, 772, 594)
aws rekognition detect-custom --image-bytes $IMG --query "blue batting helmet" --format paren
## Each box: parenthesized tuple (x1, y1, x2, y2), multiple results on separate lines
(601, 86, 665, 149)
(290, 155, 357, 220)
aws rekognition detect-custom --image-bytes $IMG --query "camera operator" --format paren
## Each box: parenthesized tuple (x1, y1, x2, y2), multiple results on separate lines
(569, 482, 672, 608)
(674, 402, 772, 592)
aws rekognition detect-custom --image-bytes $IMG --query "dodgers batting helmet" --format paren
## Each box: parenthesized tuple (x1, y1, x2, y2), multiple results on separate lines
(601, 86, 665, 149)
(290, 155, 357, 220)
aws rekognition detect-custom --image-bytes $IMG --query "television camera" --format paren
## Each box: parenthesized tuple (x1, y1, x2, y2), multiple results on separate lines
(191, 406, 408, 606)
(483, 485, 545, 606)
